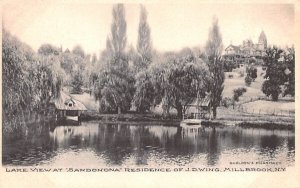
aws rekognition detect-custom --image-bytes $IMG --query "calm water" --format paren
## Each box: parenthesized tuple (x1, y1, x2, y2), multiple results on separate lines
(2, 121, 295, 167)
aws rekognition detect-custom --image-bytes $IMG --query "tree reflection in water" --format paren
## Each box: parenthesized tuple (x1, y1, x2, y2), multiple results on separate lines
(2, 121, 295, 166)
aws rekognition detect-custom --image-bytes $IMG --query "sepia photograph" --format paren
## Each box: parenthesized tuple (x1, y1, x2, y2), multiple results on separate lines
(1, 0, 298, 187)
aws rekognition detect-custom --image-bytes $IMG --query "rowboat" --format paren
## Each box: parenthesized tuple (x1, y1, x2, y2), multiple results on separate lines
(180, 118, 202, 128)
(66, 116, 79, 121)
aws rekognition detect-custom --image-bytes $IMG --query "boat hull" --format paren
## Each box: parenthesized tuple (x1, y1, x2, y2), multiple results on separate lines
(180, 119, 202, 128)
(66, 116, 78, 121)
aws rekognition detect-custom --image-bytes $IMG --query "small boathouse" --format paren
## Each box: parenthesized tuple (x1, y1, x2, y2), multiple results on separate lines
(183, 94, 211, 120)
(50, 91, 87, 121)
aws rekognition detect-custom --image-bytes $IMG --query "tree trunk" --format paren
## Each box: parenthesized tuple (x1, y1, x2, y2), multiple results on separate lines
(212, 106, 217, 119)
(272, 93, 279, 101)
(163, 108, 170, 119)
(176, 104, 183, 119)
(118, 106, 121, 114)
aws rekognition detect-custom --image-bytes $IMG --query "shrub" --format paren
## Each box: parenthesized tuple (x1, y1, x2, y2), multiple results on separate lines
(245, 75, 252, 86)
(246, 65, 257, 81)
(224, 61, 237, 72)
(233, 87, 247, 102)
(221, 97, 233, 108)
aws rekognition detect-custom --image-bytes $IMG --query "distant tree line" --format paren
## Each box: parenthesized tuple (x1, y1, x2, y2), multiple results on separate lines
(36, 43, 97, 95)
(90, 4, 224, 119)
(3, 3, 227, 130)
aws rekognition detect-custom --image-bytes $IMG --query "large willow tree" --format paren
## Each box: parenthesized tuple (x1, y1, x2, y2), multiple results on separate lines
(94, 4, 135, 114)
(2, 28, 32, 118)
(149, 48, 210, 118)
(2, 28, 64, 134)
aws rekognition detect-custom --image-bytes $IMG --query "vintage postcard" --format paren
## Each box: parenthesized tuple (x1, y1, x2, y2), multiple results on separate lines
(1, 0, 299, 187)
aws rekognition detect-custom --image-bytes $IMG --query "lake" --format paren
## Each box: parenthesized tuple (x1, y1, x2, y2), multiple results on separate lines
(2, 121, 295, 167)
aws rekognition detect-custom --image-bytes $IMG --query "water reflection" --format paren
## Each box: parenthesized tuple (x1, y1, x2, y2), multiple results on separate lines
(2, 121, 295, 167)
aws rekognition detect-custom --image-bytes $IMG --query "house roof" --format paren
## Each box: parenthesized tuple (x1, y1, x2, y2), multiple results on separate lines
(50, 91, 87, 111)
(186, 95, 211, 107)
(225, 44, 240, 52)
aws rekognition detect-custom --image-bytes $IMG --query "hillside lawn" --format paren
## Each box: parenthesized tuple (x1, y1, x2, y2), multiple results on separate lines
(224, 66, 294, 116)
(223, 66, 265, 103)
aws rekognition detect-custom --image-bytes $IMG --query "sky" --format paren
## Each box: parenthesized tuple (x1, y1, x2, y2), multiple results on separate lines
(2, 0, 295, 56)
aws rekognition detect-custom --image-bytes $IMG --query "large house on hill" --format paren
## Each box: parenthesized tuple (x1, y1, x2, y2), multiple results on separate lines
(223, 31, 267, 65)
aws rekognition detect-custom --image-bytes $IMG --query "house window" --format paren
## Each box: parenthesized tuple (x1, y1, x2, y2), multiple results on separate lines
(69, 103, 73, 107)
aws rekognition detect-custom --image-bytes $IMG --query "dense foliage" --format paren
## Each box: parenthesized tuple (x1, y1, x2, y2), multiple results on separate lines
(71, 71, 84, 94)
(150, 49, 210, 118)
(262, 46, 294, 101)
(223, 60, 237, 72)
(38, 44, 60, 56)
(133, 70, 155, 113)
(283, 47, 295, 97)
(2, 28, 65, 134)
(93, 4, 135, 113)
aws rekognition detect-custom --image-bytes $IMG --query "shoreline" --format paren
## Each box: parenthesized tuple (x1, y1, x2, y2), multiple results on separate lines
(80, 112, 295, 130)
(83, 119, 294, 130)
(2, 112, 294, 143)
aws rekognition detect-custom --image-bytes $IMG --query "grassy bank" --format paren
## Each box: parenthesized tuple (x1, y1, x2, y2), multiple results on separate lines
(81, 107, 294, 130)
(216, 106, 294, 123)
(81, 111, 179, 123)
